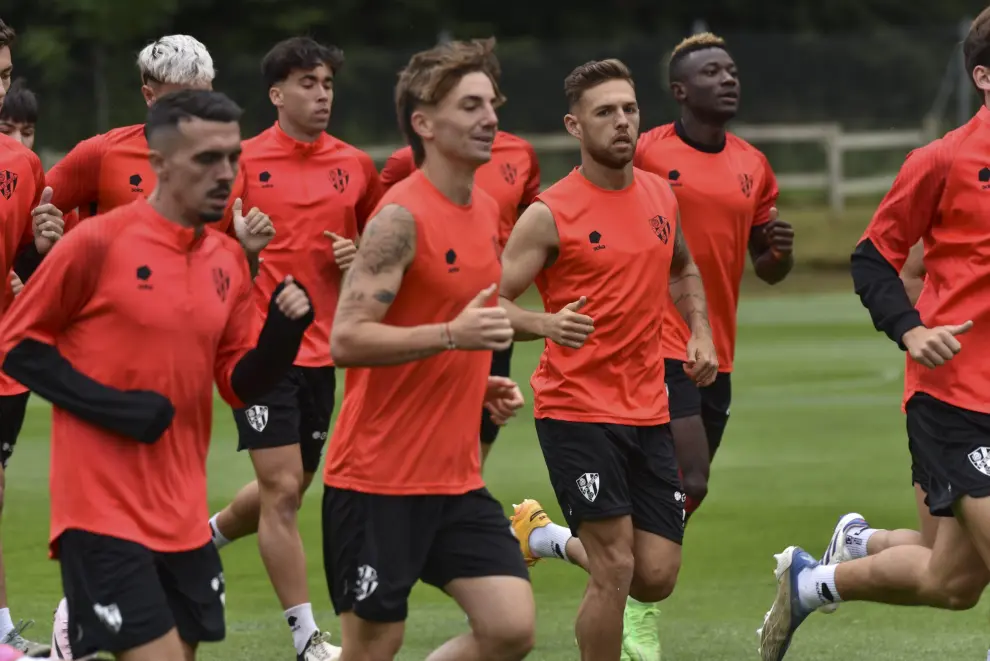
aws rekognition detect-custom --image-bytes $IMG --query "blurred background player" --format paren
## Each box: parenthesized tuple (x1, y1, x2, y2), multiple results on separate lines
(207, 36, 384, 661)
(379, 81, 540, 465)
(0, 20, 63, 658)
(323, 38, 534, 661)
(0, 89, 306, 661)
(500, 59, 717, 661)
(758, 10, 990, 661)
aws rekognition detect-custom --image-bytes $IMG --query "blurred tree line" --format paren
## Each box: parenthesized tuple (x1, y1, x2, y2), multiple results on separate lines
(2, 0, 987, 152)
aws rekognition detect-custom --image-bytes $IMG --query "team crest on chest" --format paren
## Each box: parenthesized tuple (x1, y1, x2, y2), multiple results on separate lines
(738, 173, 753, 198)
(0, 171, 17, 201)
(648, 215, 671, 244)
(329, 168, 350, 193)
(213, 267, 230, 303)
(500, 162, 517, 185)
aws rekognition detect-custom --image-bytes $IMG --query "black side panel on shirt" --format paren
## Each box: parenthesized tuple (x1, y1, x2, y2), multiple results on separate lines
(2, 339, 175, 443)
(230, 280, 315, 403)
(850, 239, 923, 350)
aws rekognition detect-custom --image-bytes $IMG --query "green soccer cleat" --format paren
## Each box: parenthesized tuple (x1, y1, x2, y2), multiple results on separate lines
(622, 597, 662, 661)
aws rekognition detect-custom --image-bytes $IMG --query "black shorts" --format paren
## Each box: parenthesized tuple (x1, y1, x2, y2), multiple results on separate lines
(233, 366, 335, 473)
(323, 486, 529, 623)
(906, 392, 990, 517)
(57, 529, 225, 656)
(480, 344, 514, 445)
(665, 359, 732, 455)
(535, 418, 685, 544)
(0, 392, 29, 469)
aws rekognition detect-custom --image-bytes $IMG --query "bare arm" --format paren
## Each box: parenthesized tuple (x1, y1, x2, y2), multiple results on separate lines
(498, 202, 560, 341)
(669, 216, 712, 338)
(330, 204, 448, 367)
(900, 240, 926, 306)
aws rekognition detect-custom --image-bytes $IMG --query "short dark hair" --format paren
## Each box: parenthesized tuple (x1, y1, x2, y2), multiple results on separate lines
(0, 19, 14, 50)
(667, 32, 729, 84)
(0, 79, 37, 124)
(563, 59, 634, 108)
(144, 89, 242, 144)
(261, 37, 344, 89)
(964, 9, 990, 89)
(395, 38, 504, 167)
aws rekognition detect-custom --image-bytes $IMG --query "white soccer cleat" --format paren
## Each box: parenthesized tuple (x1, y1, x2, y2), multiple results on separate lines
(818, 512, 867, 614)
(757, 546, 818, 661)
(299, 631, 341, 661)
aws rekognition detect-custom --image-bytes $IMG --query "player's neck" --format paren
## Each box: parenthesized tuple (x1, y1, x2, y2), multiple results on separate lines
(148, 189, 205, 235)
(420, 158, 475, 206)
(579, 156, 634, 191)
(277, 117, 322, 144)
(677, 113, 726, 149)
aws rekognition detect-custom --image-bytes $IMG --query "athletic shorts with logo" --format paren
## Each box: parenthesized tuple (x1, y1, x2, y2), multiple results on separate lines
(57, 529, 225, 656)
(480, 344, 513, 445)
(233, 366, 335, 472)
(664, 358, 732, 456)
(322, 486, 529, 623)
(535, 418, 685, 544)
(907, 392, 990, 517)
(0, 392, 29, 469)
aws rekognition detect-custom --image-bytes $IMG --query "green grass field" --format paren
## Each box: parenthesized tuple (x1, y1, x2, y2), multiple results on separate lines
(5, 281, 989, 661)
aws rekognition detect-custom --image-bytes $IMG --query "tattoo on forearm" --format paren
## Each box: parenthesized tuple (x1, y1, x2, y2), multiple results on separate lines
(374, 290, 396, 304)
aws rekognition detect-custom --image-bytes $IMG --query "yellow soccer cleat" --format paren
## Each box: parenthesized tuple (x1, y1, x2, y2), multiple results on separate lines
(511, 499, 552, 567)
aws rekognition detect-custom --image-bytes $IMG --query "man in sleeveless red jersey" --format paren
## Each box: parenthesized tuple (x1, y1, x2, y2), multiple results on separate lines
(758, 11, 990, 661)
(322, 38, 534, 661)
(206, 36, 385, 661)
(379, 88, 540, 466)
(0, 89, 315, 661)
(500, 59, 718, 661)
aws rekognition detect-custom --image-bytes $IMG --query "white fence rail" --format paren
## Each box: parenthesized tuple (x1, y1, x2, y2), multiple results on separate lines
(40, 121, 936, 214)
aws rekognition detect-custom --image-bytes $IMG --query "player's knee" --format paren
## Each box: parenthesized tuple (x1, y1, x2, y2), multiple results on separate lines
(630, 559, 680, 602)
(588, 543, 636, 591)
(258, 472, 303, 517)
(680, 470, 708, 504)
(474, 614, 535, 660)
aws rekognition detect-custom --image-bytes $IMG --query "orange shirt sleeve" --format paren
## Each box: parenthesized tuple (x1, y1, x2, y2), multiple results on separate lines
(380, 147, 415, 190)
(213, 256, 256, 409)
(18, 153, 45, 249)
(753, 153, 780, 226)
(862, 142, 950, 271)
(356, 153, 384, 233)
(222, 165, 248, 238)
(520, 142, 541, 208)
(46, 134, 108, 216)
(633, 129, 657, 169)
(0, 221, 105, 351)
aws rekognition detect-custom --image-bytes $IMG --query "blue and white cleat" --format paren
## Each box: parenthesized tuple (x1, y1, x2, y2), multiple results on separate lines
(757, 546, 819, 661)
(818, 512, 867, 614)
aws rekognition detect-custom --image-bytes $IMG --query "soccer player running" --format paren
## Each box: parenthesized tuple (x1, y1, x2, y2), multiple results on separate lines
(0, 89, 311, 661)
(758, 11, 990, 661)
(206, 36, 382, 661)
(323, 38, 534, 661)
(499, 59, 718, 661)
(0, 21, 65, 657)
(379, 103, 540, 465)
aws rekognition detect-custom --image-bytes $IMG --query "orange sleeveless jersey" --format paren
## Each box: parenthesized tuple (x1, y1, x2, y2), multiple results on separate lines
(324, 169, 502, 495)
(635, 123, 778, 371)
(532, 167, 679, 425)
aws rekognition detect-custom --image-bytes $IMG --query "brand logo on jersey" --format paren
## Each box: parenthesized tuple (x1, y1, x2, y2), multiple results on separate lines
(739, 173, 753, 198)
(667, 169, 682, 187)
(576, 472, 599, 502)
(136, 265, 153, 290)
(245, 405, 269, 432)
(354, 565, 379, 601)
(979, 167, 990, 189)
(259, 171, 274, 188)
(213, 267, 230, 302)
(649, 215, 671, 244)
(129, 174, 144, 193)
(0, 170, 17, 200)
(329, 168, 350, 193)
(969, 447, 990, 476)
(588, 230, 606, 251)
(500, 162, 518, 185)
(445, 248, 460, 273)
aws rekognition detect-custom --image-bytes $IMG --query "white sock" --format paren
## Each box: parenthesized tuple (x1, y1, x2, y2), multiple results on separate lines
(529, 523, 572, 561)
(209, 514, 231, 550)
(844, 526, 877, 559)
(796, 565, 842, 610)
(0, 607, 14, 638)
(285, 603, 318, 655)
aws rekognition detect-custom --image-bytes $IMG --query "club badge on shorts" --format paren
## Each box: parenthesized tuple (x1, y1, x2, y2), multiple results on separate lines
(968, 446, 990, 477)
(245, 405, 269, 433)
(576, 472, 600, 503)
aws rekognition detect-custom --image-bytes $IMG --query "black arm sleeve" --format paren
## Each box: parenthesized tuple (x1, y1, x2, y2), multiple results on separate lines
(230, 280, 315, 403)
(850, 239, 923, 350)
(2, 339, 175, 443)
(13, 244, 43, 283)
